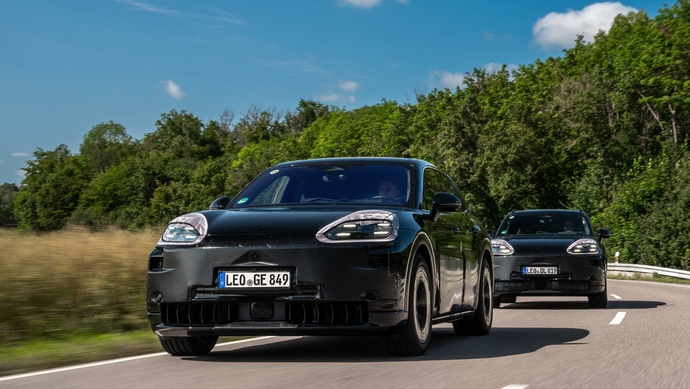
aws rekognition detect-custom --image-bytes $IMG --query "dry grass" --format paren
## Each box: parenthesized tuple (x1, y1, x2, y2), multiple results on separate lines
(0, 227, 161, 345)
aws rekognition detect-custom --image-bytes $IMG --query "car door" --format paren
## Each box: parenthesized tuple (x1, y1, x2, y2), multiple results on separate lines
(460, 202, 481, 311)
(422, 168, 472, 314)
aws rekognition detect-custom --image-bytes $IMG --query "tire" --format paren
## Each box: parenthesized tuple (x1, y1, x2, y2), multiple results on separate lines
(453, 260, 493, 336)
(387, 255, 432, 356)
(588, 284, 608, 309)
(159, 336, 219, 356)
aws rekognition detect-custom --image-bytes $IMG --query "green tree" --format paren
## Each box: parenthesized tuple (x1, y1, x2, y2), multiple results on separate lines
(14, 145, 88, 230)
(0, 183, 18, 226)
(79, 121, 135, 174)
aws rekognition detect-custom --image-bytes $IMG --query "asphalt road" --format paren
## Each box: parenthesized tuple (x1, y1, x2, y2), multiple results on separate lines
(2, 279, 689, 389)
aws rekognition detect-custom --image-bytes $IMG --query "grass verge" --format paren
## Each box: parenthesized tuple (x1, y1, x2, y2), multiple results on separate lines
(0, 331, 249, 377)
(607, 272, 690, 285)
(0, 331, 162, 377)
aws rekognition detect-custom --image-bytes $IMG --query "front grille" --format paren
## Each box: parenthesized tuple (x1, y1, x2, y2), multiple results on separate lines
(160, 301, 368, 326)
(495, 281, 532, 292)
(496, 280, 590, 292)
(556, 281, 590, 291)
(285, 302, 368, 325)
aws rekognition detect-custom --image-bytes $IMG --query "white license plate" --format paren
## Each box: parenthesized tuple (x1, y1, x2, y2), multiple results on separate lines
(522, 266, 558, 275)
(219, 271, 291, 289)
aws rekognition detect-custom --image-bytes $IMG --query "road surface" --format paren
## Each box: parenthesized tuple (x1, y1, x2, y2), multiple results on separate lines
(2, 279, 689, 389)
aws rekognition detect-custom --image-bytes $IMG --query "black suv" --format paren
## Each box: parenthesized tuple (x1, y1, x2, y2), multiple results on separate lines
(491, 209, 612, 308)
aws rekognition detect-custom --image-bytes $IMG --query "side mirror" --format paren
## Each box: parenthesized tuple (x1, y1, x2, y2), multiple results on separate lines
(210, 196, 232, 210)
(598, 228, 612, 241)
(425, 192, 463, 222)
(433, 192, 463, 212)
(487, 229, 495, 238)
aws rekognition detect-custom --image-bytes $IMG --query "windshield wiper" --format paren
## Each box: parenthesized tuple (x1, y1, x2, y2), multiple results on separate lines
(303, 198, 348, 203)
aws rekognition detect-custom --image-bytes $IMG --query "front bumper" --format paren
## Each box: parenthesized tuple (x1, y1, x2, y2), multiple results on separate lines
(493, 254, 606, 297)
(146, 239, 412, 337)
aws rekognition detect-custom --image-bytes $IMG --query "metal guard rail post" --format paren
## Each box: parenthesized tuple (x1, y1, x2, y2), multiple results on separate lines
(607, 263, 690, 280)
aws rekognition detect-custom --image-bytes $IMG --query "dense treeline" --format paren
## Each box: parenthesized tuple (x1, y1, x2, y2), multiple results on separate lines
(4, 1, 690, 270)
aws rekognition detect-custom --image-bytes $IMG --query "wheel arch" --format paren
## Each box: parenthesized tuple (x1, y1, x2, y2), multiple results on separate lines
(475, 245, 495, 311)
(404, 232, 437, 313)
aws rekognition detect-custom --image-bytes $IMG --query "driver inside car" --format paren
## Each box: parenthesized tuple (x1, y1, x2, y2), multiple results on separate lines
(379, 180, 400, 198)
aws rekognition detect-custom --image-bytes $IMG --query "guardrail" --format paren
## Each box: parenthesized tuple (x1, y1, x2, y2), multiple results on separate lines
(608, 263, 690, 280)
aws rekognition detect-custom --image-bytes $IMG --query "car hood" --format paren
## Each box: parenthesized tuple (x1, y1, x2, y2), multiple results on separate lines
(496, 235, 594, 255)
(199, 206, 398, 237)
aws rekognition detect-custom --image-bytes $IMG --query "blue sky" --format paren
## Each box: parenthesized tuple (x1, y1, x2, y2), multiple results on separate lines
(0, 0, 663, 185)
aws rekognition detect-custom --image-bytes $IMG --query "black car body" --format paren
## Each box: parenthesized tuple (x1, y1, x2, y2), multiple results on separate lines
(491, 209, 612, 308)
(147, 157, 494, 356)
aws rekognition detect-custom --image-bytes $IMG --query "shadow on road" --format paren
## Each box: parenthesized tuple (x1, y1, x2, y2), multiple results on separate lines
(185, 326, 589, 363)
(499, 300, 666, 310)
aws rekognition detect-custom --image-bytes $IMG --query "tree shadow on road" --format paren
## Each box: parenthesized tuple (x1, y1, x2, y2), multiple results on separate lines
(184, 326, 589, 363)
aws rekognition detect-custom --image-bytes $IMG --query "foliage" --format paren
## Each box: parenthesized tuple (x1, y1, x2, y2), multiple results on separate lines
(14, 145, 88, 231)
(0, 183, 18, 226)
(80, 121, 136, 174)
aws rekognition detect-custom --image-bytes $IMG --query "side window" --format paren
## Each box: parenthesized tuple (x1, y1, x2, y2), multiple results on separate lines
(422, 168, 457, 211)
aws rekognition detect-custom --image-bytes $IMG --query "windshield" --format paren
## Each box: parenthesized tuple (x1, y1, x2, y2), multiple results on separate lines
(232, 164, 411, 207)
(496, 212, 592, 236)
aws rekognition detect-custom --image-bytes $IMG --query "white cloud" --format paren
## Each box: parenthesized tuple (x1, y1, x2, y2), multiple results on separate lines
(315, 80, 360, 103)
(317, 93, 340, 102)
(533, 2, 637, 49)
(161, 80, 186, 100)
(11, 152, 29, 157)
(485, 62, 519, 73)
(117, 0, 179, 15)
(15, 169, 25, 178)
(338, 0, 382, 9)
(337, 80, 360, 93)
(430, 71, 467, 89)
(207, 8, 248, 25)
(266, 60, 328, 76)
(430, 63, 519, 89)
(118, 0, 247, 25)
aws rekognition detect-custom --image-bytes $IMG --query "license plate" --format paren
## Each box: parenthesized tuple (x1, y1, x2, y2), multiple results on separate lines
(522, 266, 558, 275)
(219, 271, 291, 289)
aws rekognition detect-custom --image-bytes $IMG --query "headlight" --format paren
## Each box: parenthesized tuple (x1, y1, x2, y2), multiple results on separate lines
(158, 213, 208, 245)
(567, 239, 600, 254)
(316, 210, 399, 243)
(491, 239, 514, 256)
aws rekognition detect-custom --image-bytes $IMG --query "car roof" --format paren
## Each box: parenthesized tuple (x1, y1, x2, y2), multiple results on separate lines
(270, 157, 435, 170)
(507, 209, 588, 215)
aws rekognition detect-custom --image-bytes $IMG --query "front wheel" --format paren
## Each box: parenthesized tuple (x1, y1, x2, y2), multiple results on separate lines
(387, 255, 432, 356)
(588, 284, 608, 308)
(159, 336, 218, 356)
(453, 260, 493, 335)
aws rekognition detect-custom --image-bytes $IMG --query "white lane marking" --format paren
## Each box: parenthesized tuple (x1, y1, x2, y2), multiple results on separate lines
(502, 385, 528, 389)
(611, 294, 622, 299)
(216, 336, 275, 348)
(0, 336, 275, 382)
(610, 311, 627, 325)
